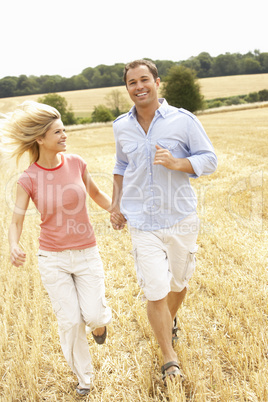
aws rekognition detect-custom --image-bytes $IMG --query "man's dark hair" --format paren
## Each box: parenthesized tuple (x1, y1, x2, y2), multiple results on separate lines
(123, 59, 158, 84)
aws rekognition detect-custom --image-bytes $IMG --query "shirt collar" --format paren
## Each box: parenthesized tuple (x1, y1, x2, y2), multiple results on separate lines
(128, 98, 169, 119)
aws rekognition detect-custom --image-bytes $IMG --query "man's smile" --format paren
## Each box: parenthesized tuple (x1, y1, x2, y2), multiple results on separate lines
(136, 92, 148, 97)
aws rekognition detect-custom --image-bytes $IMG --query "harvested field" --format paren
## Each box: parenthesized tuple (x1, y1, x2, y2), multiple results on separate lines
(199, 73, 268, 100)
(0, 106, 267, 401)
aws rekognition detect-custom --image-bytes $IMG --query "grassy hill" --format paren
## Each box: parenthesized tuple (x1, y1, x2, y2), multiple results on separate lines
(0, 73, 268, 118)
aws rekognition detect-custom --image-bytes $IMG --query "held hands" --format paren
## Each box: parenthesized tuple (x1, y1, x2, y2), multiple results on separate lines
(10, 245, 26, 267)
(110, 211, 127, 230)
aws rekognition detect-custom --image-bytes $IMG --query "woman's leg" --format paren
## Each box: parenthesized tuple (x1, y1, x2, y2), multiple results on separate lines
(72, 247, 112, 333)
(38, 250, 93, 389)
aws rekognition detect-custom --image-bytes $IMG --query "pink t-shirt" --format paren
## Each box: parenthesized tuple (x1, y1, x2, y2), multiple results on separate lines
(18, 153, 96, 251)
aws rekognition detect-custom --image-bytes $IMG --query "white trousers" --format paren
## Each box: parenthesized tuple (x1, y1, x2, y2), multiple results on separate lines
(38, 246, 112, 388)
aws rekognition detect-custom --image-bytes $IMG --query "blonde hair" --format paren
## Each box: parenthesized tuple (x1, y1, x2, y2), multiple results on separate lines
(0, 101, 61, 165)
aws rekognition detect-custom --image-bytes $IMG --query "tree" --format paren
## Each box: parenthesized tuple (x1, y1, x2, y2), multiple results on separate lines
(81, 67, 95, 86)
(154, 60, 176, 79)
(91, 105, 114, 122)
(161, 66, 204, 112)
(258, 89, 268, 101)
(258, 52, 268, 72)
(16, 75, 31, 95)
(73, 74, 89, 90)
(239, 58, 261, 74)
(105, 89, 130, 117)
(245, 92, 259, 103)
(37, 93, 77, 125)
(0, 77, 17, 98)
(211, 53, 239, 76)
(40, 75, 62, 94)
(196, 52, 213, 77)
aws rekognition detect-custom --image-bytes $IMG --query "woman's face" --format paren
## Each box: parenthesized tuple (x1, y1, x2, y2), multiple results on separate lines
(38, 119, 67, 153)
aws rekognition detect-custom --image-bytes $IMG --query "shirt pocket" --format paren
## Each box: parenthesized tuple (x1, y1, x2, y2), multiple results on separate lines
(122, 142, 138, 170)
(157, 139, 188, 158)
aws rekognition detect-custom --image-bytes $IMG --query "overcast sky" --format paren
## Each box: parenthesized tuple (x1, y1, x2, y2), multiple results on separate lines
(1, 0, 266, 79)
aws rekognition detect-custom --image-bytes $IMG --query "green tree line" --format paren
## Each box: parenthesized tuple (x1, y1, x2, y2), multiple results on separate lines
(1, 50, 267, 99)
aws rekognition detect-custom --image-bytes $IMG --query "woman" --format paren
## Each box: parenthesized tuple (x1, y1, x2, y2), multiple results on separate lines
(3, 101, 119, 395)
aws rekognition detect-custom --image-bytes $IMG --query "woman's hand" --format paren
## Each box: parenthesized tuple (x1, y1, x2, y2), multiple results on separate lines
(10, 244, 26, 267)
(8, 184, 29, 267)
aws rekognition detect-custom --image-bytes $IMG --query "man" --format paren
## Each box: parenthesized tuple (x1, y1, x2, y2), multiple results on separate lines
(110, 59, 217, 382)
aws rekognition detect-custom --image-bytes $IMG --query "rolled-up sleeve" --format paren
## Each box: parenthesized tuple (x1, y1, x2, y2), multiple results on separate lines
(186, 116, 217, 178)
(112, 124, 128, 176)
(188, 151, 217, 177)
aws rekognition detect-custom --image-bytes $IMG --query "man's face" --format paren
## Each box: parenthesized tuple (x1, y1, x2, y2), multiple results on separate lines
(125, 65, 160, 108)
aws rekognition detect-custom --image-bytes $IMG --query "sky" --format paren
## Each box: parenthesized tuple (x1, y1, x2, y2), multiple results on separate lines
(1, 0, 267, 80)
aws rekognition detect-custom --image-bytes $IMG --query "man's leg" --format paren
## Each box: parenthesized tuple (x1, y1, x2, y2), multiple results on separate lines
(147, 296, 178, 374)
(167, 288, 187, 320)
(129, 227, 184, 376)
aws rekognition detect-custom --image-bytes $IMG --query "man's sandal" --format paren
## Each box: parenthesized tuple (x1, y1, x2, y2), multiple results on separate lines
(161, 361, 185, 382)
(172, 315, 179, 345)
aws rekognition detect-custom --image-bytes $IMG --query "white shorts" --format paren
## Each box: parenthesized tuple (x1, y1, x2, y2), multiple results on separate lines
(129, 214, 199, 301)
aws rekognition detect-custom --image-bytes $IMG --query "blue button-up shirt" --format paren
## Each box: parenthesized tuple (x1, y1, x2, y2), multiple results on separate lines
(113, 99, 217, 230)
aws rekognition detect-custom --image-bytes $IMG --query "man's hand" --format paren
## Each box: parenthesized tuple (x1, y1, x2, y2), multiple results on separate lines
(153, 144, 178, 170)
(153, 145, 195, 173)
